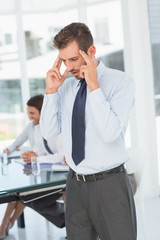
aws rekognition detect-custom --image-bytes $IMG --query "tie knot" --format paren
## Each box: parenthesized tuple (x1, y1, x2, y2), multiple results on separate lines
(79, 79, 87, 91)
(80, 79, 86, 86)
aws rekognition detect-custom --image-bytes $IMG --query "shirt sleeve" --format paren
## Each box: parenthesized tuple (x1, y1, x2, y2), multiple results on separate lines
(7, 124, 30, 153)
(89, 75, 135, 142)
(40, 93, 61, 140)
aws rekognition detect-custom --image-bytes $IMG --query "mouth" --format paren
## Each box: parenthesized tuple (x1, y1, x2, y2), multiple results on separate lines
(71, 70, 79, 76)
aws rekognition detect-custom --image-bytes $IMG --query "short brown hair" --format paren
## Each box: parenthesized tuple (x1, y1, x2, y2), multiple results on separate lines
(27, 94, 44, 113)
(53, 22, 93, 53)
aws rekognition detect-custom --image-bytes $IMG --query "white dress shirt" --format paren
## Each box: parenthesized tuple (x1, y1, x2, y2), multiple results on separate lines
(40, 61, 135, 174)
(33, 125, 65, 164)
(7, 122, 35, 153)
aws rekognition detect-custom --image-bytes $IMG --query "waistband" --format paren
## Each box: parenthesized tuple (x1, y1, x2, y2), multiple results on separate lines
(69, 164, 125, 182)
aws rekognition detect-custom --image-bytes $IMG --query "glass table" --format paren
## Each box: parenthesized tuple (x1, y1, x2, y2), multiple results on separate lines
(0, 158, 68, 227)
(0, 158, 67, 202)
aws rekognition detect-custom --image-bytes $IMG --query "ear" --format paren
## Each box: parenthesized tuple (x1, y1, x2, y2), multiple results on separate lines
(87, 45, 96, 57)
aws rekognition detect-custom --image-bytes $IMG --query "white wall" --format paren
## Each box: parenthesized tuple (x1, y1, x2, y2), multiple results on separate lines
(122, 0, 160, 198)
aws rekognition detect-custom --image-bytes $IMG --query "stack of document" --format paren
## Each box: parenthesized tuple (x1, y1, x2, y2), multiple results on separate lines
(15, 159, 69, 172)
(52, 162, 69, 172)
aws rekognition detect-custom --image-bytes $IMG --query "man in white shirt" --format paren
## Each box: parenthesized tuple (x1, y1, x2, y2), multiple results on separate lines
(40, 22, 137, 240)
(5, 94, 44, 155)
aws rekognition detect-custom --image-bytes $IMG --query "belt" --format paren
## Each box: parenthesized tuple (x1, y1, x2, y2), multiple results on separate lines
(69, 164, 125, 182)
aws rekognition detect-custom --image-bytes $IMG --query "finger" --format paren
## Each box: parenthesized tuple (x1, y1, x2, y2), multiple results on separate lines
(79, 72, 85, 79)
(52, 56, 62, 69)
(24, 158, 30, 163)
(62, 68, 69, 80)
(22, 150, 30, 155)
(22, 156, 26, 161)
(79, 50, 91, 65)
(30, 151, 36, 155)
(22, 153, 29, 159)
(27, 151, 33, 154)
(47, 68, 62, 80)
(79, 65, 87, 78)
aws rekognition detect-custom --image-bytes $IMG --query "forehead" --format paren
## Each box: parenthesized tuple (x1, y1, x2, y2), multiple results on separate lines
(59, 40, 80, 59)
(27, 106, 38, 113)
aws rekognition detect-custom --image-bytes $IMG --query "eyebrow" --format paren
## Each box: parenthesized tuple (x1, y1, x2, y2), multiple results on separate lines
(60, 56, 79, 61)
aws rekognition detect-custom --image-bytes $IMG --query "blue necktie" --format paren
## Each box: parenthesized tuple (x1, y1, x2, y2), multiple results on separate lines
(72, 79, 87, 165)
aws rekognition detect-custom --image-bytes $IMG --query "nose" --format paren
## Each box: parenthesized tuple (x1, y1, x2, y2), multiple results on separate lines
(64, 61, 73, 72)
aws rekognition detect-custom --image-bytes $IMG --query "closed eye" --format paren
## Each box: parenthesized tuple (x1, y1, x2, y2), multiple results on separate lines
(71, 57, 78, 61)
(62, 57, 78, 63)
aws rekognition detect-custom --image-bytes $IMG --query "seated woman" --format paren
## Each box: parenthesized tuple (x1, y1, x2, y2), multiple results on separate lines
(5, 94, 44, 155)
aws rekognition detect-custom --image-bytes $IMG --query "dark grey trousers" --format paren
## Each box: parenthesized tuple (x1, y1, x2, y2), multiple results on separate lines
(65, 169, 137, 240)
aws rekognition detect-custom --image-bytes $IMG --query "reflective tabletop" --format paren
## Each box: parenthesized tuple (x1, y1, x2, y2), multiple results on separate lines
(0, 158, 68, 202)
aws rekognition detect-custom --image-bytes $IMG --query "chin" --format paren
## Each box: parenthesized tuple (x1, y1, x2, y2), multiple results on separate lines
(74, 75, 82, 80)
